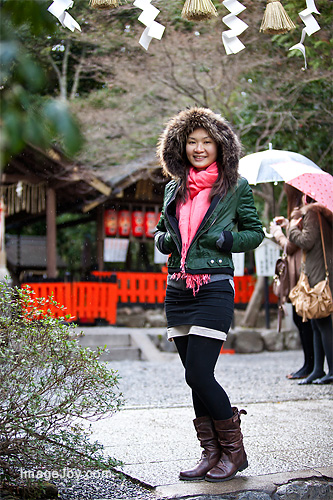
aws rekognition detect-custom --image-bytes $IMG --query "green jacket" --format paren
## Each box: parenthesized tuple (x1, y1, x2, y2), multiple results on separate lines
(155, 176, 264, 275)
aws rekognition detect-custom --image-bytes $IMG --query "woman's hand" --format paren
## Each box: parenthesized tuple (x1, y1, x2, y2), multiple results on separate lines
(273, 216, 288, 228)
(289, 217, 303, 230)
(269, 221, 283, 238)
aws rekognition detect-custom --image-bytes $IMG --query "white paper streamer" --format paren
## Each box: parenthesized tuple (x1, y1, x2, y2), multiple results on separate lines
(222, 0, 248, 55)
(289, 0, 320, 69)
(134, 0, 165, 50)
(48, 0, 81, 32)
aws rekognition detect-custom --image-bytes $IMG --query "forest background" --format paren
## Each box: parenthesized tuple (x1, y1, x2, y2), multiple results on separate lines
(1, 0, 332, 275)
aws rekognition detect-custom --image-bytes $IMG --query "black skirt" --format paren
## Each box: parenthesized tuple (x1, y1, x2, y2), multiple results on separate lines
(165, 279, 234, 334)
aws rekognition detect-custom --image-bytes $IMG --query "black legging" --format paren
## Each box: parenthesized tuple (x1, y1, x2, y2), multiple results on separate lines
(309, 315, 333, 380)
(292, 306, 314, 376)
(174, 334, 233, 421)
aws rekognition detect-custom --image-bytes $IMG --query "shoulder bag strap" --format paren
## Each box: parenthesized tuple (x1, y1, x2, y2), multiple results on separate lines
(301, 249, 306, 269)
(317, 212, 329, 277)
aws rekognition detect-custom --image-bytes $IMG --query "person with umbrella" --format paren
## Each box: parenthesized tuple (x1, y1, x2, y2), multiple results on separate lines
(288, 195, 333, 385)
(155, 107, 264, 482)
(270, 184, 314, 380)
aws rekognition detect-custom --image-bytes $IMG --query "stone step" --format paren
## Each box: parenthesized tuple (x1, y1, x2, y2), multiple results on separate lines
(99, 346, 142, 361)
(76, 328, 142, 361)
(75, 326, 166, 362)
(78, 332, 132, 348)
(78, 336, 141, 361)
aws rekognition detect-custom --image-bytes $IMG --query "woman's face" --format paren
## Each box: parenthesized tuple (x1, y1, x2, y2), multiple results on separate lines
(186, 127, 218, 170)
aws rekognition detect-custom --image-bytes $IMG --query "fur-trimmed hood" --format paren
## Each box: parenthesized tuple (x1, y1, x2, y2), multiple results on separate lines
(157, 107, 241, 182)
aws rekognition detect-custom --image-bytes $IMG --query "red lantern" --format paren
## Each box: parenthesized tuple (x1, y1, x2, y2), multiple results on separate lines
(145, 212, 157, 238)
(104, 209, 117, 236)
(118, 210, 131, 236)
(132, 210, 144, 237)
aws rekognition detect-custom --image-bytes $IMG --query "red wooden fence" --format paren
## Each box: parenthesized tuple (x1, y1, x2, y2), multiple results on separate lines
(22, 281, 117, 324)
(91, 271, 262, 304)
(22, 272, 277, 325)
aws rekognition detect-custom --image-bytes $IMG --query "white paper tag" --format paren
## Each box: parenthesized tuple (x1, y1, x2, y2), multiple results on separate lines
(139, 27, 153, 50)
(135, 0, 165, 50)
(148, 21, 165, 40)
(222, 0, 248, 55)
(48, 0, 81, 32)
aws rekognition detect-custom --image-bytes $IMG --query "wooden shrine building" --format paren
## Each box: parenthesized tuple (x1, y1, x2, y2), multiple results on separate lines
(2, 144, 166, 282)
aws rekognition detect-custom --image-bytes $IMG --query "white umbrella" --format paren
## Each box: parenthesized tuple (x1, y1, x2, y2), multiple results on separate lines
(239, 148, 322, 185)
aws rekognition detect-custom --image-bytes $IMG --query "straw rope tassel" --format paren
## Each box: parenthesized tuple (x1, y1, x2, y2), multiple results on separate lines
(182, 0, 218, 21)
(260, 0, 295, 34)
(89, 0, 119, 10)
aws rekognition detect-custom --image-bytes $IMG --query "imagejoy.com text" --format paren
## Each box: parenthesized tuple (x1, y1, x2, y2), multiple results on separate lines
(20, 467, 113, 481)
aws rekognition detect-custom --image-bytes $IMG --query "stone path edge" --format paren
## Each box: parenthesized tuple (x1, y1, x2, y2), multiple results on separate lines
(154, 466, 333, 498)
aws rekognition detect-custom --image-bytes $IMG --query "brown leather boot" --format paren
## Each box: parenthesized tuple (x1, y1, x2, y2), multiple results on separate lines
(179, 416, 221, 481)
(205, 407, 248, 482)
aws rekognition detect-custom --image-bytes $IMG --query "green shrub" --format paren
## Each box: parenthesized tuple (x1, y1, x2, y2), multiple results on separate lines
(0, 280, 123, 484)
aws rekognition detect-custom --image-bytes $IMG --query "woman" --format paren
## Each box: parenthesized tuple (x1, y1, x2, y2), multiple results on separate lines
(289, 195, 333, 385)
(270, 185, 314, 379)
(155, 107, 264, 482)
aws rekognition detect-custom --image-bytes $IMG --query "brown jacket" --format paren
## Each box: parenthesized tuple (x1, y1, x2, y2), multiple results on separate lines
(289, 203, 333, 292)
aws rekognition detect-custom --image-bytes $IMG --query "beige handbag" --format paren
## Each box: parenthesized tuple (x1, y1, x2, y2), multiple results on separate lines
(289, 214, 333, 322)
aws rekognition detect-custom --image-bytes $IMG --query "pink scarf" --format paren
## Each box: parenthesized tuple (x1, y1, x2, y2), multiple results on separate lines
(172, 162, 219, 295)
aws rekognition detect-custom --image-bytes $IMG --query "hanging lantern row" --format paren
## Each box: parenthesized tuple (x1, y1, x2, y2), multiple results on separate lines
(104, 209, 160, 238)
(47, 0, 321, 65)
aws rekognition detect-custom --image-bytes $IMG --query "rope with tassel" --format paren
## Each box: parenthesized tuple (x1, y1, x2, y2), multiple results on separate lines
(89, 0, 119, 10)
(260, 0, 295, 34)
(181, 0, 218, 21)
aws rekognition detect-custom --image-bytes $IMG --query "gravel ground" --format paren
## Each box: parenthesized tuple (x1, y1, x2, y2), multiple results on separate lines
(108, 350, 332, 409)
(54, 349, 332, 500)
(55, 473, 157, 500)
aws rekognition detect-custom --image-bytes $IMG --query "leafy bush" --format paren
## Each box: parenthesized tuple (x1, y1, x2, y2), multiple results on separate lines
(0, 280, 123, 483)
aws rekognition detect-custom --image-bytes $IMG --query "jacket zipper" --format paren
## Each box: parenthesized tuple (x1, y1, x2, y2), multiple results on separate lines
(165, 187, 230, 271)
(184, 214, 219, 271)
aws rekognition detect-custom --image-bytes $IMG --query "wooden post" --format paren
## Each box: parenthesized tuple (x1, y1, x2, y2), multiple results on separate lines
(46, 188, 57, 278)
(0, 197, 10, 282)
(96, 206, 104, 271)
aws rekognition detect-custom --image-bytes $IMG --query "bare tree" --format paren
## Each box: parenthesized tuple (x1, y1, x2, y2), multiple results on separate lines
(46, 40, 114, 101)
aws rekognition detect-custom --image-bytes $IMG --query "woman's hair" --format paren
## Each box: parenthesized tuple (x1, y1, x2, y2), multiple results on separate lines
(157, 107, 241, 202)
(284, 184, 303, 219)
(305, 194, 315, 204)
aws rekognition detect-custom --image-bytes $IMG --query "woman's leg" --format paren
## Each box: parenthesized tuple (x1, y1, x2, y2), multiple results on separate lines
(299, 319, 326, 384)
(174, 335, 222, 480)
(174, 335, 210, 418)
(175, 334, 233, 420)
(312, 315, 333, 384)
(289, 307, 314, 378)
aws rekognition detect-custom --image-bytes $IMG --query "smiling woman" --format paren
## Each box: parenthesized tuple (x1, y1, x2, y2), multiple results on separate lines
(185, 128, 218, 170)
(154, 106, 264, 483)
